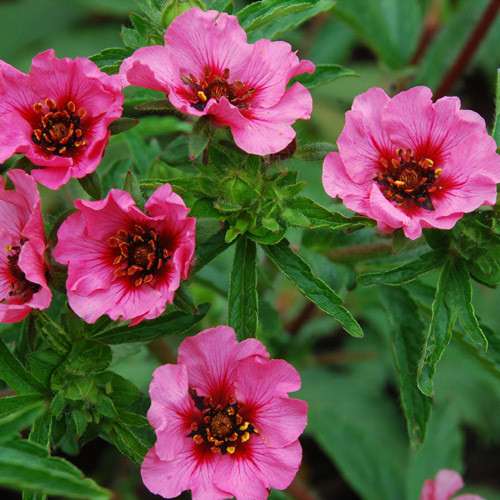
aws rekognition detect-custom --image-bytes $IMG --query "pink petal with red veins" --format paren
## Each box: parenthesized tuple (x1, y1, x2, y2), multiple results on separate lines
(209, 83, 311, 155)
(164, 9, 249, 78)
(337, 87, 393, 183)
(141, 446, 226, 500)
(120, 45, 173, 93)
(148, 364, 196, 462)
(231, 39, 314, 108)
(215, 437, 302, 498)
(322, 151, 371, 215)
(235, 357, 307, 448)
(178, 325, 239, 397)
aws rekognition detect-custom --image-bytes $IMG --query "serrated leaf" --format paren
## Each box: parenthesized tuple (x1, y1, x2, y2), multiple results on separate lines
(359, 251, 446, 287)
(89, 47, 131, 69)
(0, 338, 44, 394)
(93, 305, 209, 344)
(100, 419, 153, 464)
(293, 64, 357, 89)
(380, 288, 431, 448)
(228, 237, 258, 339)
(123, 170, 145, 206)
(0, 395, 46, 443)
(288, 197, 369, 231)
(262, 240, 363, 337)
(238, 0, 335, 42)
(418, 258, 487, 397)
(35, 313, 71, 355)
(0, 439, 110, 499)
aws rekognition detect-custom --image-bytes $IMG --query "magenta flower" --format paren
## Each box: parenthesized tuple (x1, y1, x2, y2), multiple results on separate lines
(141, 326, 307, 499)
(120, 8, 314, 156)
(421, 470, 483, 500)
(322, 87, 500, 239)
(0, 50, 123, 190)
(53, 184, 195, 325)
(0, 170, 51, 323)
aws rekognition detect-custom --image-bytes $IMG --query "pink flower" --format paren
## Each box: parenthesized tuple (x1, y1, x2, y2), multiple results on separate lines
(53, 184, 195, 325)
(421, 470, 484, 500)
(120, 8, 314, 156)
(0, 49, 123, 190)
(0, 170, 51, 323)
(141, 326, 307, 499)
(322, 87, 500, 239)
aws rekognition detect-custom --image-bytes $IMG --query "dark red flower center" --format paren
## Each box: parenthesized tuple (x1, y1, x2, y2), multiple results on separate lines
(3, 243, 40, 301)
(188, 388, 258, 455)
(181, 67, 255, 111)
(108, 225, 171, 288)
(31, 98, 87, 156)
(375, 148, 443, 210)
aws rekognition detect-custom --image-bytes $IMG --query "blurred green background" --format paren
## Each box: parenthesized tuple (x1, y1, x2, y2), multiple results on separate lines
(1, 0, 500, 499)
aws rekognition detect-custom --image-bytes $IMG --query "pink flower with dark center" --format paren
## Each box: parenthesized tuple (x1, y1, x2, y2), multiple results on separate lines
(421, 470, 484, 500)
(141, 326, 307, 499)
(0, 170, 51, 323)
(120, 8, 314, 156)
(322, 87, 500, 239)
(0, 50, 123, 190)
(53, 184, 195, 325)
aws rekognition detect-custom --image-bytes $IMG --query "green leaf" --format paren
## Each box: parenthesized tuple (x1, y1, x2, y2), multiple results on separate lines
(334, 0, 422, 69)
(205, 0, 233, 11)
(359, 251, 446, 287)
(294, 142, 335, 161)
(100, 419, 152, 464)
(0, 439, 110, 499)
(189, 117, 211, 160)
(35, 313, 71, 355)
(29, 412, 53, 452)
(78, 172, 102, 200)
(109, 117, 139, 135)
(60, 340, 113, 376)
(301, 367, 406, 500)
(493, 68, 500, 147)
(0, 395, 46, 443)
(418, 258, 487, 397)
(380, 288, 432, 448)
(238, 0, 335, 41)
(0, 338, 44, 394)
(228, 237, 258, 339)
(89, 47, 131, 72)
(262, 240, 363, 337)
(405, 405, 463, 500)
(93, 305, 209, 344)
(193, 226, 233, 273)
(288, 197, 370, 232)
(123, 169, 146, 206)
(292, 64, 357, 89)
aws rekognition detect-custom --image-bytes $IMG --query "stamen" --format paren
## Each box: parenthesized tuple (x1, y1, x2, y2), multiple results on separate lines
(181, 66, 255, 111)
(31, 98, 87, 156)
(375, 148, 443, 210)
(109, 225, 171, 287)
(187, 389, 258, 455)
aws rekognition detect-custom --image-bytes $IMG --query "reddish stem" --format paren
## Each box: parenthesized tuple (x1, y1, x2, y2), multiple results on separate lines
(435, 0, 500, 98)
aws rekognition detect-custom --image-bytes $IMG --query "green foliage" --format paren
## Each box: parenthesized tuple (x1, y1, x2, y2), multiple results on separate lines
(263, 240, 363, 337)
(0, 439, 110, 499)
(292, 64, 358, 89)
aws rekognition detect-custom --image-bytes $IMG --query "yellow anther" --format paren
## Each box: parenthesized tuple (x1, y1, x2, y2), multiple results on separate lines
(241, 432, 251, 443)
(226, 446, 236, 454)
(197, 91, 208, 103)
(435, 168, 443, 176)
(239, 422, 250, 431)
